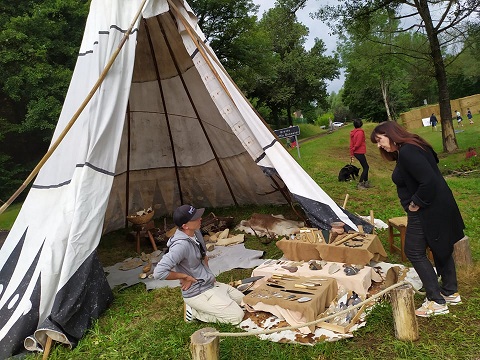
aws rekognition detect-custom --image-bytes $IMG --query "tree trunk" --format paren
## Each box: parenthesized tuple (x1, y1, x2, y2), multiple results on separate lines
(272, 107, 280, 129)
(380, 78, 393, 121)
(417, 0, 458, 152)
(287, 104, 293, 126)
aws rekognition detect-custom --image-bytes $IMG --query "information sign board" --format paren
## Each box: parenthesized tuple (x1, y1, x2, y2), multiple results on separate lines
(274, 126, 300, 138)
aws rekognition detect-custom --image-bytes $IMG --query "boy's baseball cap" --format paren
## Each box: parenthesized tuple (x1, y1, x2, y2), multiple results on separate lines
(173, 204, 205, 227)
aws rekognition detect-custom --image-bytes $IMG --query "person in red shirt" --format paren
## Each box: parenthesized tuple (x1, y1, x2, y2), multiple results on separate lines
(350, 119, 371, 189)
(466, 147, 477, 159)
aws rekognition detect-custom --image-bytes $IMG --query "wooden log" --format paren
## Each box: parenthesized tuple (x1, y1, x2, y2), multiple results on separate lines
(190, 327, 219, 360)
(390, 284, 419, 341)
(453, 236, 473, 266)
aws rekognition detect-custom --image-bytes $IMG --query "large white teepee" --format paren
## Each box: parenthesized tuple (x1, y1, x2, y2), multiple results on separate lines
(0, 0, 372, 357)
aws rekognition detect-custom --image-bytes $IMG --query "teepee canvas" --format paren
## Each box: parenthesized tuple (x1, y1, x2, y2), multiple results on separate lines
(0, 0, 372, 357)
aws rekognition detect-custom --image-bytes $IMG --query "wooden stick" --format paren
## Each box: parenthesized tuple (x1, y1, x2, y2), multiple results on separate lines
(369, 209, 375, 225)
(342, 193, 349, 209)
(328, 231, 339, 244)
(333, 232, 359, 246)
(0, 0, 149, 216)
(42, 336, 53, 360)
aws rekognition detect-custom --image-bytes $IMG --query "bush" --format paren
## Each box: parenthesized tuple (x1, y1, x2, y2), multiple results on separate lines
(315, 112, 335, 128)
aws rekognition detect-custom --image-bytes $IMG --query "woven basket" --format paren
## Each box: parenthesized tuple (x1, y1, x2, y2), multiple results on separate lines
(127, 210, 155, 225)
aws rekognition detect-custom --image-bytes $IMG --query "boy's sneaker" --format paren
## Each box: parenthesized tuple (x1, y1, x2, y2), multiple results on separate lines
(415, 300, 449, 317)
(442, 292, 462, 305)
(184, 303, 194, 322)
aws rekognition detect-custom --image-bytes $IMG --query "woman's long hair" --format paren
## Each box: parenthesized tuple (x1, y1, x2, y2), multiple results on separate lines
(370, 121, 433, 161)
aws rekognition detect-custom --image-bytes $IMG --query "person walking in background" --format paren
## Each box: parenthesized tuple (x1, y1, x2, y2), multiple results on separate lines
(350, 119, 371, 189)
(153, 204, 245, 324)
(429, 113, 438, 131)
(455, 110, 463, 127)
(370, 121, 465, 317)
(467, 108, 474, 124)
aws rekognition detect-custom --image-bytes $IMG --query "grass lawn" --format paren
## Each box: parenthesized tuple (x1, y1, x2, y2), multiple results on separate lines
(2, 118, 479, 359)
(0, 203, 22, 230)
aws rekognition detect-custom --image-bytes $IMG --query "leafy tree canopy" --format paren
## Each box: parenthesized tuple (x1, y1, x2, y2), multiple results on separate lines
(0, 0, 89, 201)
(315, 0, 480, 152)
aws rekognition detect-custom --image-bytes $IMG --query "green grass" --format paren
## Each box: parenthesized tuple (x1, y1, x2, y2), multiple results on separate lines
(296, 123, 325, 140)
(2, 120, 480, 360)
(0, 202, 22, 229)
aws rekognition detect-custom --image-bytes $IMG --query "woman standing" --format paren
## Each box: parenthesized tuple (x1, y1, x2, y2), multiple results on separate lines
(350, 119, 371, 189)
(370, 121, 465, 317)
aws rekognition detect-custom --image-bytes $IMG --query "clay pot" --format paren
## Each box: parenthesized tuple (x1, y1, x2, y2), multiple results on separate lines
(330, 221, 345, 234)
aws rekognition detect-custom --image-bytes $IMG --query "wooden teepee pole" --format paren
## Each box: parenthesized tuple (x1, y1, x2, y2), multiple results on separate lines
(166, 0, 232, 98)
(0, 0, 148, 216)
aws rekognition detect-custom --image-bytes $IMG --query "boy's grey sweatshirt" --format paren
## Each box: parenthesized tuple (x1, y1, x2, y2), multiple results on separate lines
(153, 229, 215, 298)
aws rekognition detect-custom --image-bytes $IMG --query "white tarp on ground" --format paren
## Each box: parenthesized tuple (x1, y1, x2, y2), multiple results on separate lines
(104, 244, 265, 290)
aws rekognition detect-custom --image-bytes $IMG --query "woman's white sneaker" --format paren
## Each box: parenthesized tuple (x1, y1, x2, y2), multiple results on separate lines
(442, 292, 462, 305)
(415, 300, 449, 317)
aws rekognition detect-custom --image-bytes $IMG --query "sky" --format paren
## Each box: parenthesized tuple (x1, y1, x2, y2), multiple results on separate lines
(253, 0, 345, 93)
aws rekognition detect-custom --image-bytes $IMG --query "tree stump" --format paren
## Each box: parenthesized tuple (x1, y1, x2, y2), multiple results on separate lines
(190, 327, 219, 360)
(453, 236, 473, 266)
(391, 284, 419, 341)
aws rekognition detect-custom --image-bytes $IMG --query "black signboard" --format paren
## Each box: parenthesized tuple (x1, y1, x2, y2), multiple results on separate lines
(274, 125, 300, 138)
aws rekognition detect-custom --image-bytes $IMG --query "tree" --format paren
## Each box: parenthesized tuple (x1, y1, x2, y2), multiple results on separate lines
(394, 31, 437, 106)
(190, 0, 339, 128)
(189, 0, 259, 64)
(252, 2, 339, 127)
(187, 0, 275, 94)
(337, 10, 413, 121)
(316, 0, 480, 152)
(446, 27, 480, 99)
(0, 0, 89, 200)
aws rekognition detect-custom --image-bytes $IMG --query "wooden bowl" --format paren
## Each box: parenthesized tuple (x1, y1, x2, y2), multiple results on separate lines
(127, 210, 155, 225)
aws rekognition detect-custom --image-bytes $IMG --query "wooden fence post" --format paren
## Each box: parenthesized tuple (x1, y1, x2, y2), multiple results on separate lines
(391, 284, 419, 341)
(190, 327, 219, 360)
